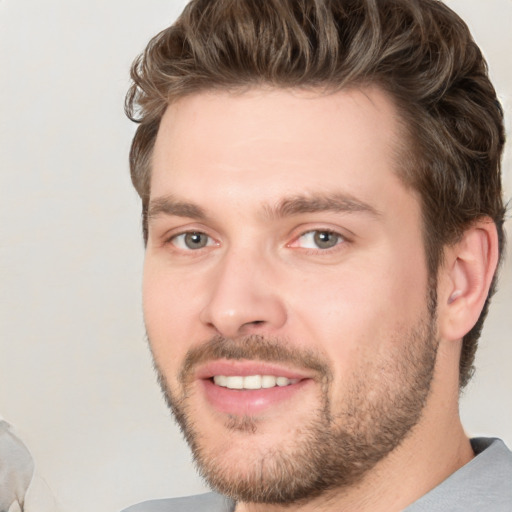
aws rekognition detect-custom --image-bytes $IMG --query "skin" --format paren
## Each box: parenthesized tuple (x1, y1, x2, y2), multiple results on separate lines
(143, 87, 492, 511)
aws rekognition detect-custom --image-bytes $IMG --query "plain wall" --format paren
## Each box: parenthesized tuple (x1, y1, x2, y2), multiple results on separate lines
(0, 1, 510, 511)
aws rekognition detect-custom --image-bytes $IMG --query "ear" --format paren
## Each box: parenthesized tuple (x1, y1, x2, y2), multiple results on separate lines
(437, 218, 499, 342)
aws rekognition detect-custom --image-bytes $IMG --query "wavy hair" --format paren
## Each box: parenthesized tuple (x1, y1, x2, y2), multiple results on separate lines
(125, 0, 506, 388)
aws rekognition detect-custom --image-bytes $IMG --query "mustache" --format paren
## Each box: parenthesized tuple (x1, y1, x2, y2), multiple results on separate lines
(178, 334, 332, 385)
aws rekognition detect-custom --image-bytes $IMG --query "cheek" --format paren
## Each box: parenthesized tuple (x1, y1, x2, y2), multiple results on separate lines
(286, 251, 429, 357)
(142, 261, 196, 370)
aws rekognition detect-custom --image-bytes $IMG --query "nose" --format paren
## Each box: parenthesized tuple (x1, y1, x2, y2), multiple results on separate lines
(199, 249, 287, 339)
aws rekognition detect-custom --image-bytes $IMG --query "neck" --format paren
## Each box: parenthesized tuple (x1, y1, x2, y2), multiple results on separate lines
(237, 431, 472, 512)
(236, 344, 473, 512)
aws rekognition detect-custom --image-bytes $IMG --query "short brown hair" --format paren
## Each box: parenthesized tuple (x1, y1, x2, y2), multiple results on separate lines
(125, 0, 506, 388)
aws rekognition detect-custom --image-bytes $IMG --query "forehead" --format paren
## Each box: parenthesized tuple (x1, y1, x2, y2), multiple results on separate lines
(150, 86, 412, 215)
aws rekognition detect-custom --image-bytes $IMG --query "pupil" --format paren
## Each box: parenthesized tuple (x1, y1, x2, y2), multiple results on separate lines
(185, 232, 206, 249)
(314, 231, 337, 249)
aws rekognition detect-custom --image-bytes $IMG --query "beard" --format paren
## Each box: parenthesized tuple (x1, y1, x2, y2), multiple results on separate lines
(151, 299, 439, 506)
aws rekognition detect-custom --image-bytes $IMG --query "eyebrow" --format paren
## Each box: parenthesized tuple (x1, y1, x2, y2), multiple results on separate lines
(147, 192, 381, 223)
(263, 193, 382, 220)
(148, 195, 207, 221)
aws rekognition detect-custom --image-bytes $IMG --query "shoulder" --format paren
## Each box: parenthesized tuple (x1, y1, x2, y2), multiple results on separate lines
(406, 438, 512, 511)
(121, 492, 234, 512)
(468, 437, 512, 480)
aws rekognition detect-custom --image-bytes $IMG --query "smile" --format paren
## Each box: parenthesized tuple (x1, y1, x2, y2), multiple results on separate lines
(213, 375, 299, 390)
(194, 360, 315, 416)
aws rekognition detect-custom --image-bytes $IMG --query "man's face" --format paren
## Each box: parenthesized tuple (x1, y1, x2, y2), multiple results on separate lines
(144, 87, 438, 503)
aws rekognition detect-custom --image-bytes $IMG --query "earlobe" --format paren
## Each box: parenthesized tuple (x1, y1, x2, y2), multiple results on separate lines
(438, 218, 499, 341)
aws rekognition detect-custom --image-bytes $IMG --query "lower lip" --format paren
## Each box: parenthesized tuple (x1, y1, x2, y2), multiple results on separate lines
(200, 378, 312, 416)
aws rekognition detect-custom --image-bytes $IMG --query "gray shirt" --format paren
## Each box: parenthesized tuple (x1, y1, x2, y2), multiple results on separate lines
(122, 438, 512, 512)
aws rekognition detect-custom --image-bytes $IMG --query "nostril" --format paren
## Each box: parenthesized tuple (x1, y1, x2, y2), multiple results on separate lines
(239, 320, 266, 332)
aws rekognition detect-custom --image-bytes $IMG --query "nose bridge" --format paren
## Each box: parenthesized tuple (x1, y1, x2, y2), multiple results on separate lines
(200, 242, 287, 338)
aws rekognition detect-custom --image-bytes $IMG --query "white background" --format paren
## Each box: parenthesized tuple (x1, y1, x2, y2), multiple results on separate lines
(0, 1, 510, 511)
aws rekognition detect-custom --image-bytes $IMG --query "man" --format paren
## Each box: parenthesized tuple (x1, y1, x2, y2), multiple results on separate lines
(122, 0, 511, 510)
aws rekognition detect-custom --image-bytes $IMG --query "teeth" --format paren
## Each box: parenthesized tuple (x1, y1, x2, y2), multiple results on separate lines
(243, 375, 262, 389)
(261, 375, 277, 388)
(213, 375, 296, 390)
(276, 376, 290, 386)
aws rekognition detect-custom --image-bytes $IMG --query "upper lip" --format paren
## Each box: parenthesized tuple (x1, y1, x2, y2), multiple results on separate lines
(195, 359, 315, 381)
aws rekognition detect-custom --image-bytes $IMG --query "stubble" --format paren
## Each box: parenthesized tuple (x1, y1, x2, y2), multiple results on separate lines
(152, 308, 438, 505)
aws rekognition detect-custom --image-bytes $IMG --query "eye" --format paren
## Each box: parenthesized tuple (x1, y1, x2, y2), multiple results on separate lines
(171, 231, 215, 250)
(294, 230, 344, 250)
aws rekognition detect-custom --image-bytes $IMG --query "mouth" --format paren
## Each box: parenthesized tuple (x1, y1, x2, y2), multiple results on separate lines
(195, 360, 314, 416)
(212, 374, 299, 390)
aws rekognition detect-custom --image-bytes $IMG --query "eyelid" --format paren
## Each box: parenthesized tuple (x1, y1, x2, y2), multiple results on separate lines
(287, 227, 350, 251)
(161, 224, 220, 250)
(170, 232, 217, 250)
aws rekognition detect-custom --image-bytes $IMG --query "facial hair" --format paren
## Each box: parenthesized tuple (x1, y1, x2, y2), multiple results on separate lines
(152, 308, 438, 505)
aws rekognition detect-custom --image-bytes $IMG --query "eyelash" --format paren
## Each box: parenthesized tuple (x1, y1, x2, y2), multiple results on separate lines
(165, 228, 348, 255)
(288, 229, 347, 253)
(167, 231, 217, 251)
